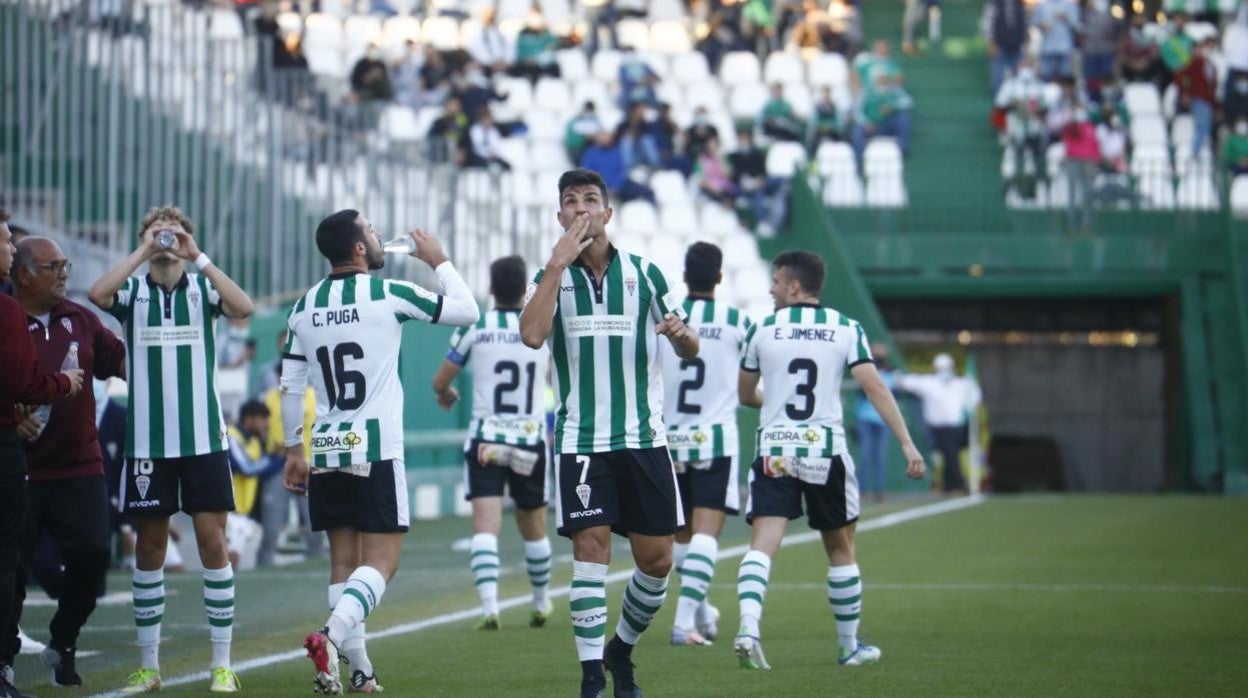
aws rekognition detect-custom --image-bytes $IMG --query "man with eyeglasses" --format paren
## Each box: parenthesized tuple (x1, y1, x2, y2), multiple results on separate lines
(7, 237, 125, 689)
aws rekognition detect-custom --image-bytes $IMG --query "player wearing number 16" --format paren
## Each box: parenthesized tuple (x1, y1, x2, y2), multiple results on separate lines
(519, 169, 699, 698)
(280, 211, 479, 695)
(732, 250, 926, 672)
(88, 205, 255, 694)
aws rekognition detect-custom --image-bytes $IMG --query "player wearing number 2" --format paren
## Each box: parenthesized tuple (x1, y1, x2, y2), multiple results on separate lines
(88, 205, 255, 694)
(657, 242, 752, 648)
(281, 210, 479, 695)
(519, 169, 699, 698)
(431, 255, 554, 631)
(733, 250, 926, 671)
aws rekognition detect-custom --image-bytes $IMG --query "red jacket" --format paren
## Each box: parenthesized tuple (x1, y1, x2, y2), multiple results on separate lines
(22, 298, 126, 480)
(1175, 56, 1218, 106)
(0, 293, 71, 427)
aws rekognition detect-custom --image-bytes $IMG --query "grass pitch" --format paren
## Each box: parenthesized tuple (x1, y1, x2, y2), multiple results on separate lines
(16, 495, 1247, 697)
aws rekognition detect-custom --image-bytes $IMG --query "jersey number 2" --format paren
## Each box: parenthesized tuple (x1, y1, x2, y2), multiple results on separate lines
(676, 358, 705, 415)
(494, 361, 536, 414)
(316, 342, 366, 410)
(785, 358, 817, 420)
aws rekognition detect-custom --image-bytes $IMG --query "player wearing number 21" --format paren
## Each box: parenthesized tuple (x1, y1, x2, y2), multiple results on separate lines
(280, 211, 478, 695)
(519, 168, 699, 698)
(88, 205, 255, 694)
(732, 250, 926, 672)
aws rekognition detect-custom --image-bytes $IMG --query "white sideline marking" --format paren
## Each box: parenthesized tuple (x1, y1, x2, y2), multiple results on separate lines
(88, 495, 984, 696)
(717, 581, 1248, 594)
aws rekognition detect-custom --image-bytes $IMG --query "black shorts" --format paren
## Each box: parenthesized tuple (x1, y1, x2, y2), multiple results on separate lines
(672, 454, 741, 516)
(745, 453, 860, 531)
(120, 451, 235, 517)
(308, 460, 409, 534)
(555, 447, 683, 538)
(463, 440, 548, 511)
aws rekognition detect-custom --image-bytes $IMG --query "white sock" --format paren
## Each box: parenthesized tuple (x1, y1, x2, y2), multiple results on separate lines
(328, 583, 372, 675)
(615, 569, 668, 645)
(674, 533, 718, 631)
(524, 537, 552, 611)
(672, 541, 689, 570)
(470, 533, 501, 617)
(327, 566, 386, 648)
(203, 565, 234, 669)
(570, 560, 608, 662)
(737, 550, 771, 638)
(828, 564, 862, 653)
(132, 568, 164, 671)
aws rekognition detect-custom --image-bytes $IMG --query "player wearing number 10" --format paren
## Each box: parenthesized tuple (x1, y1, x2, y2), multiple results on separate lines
(733, 250, 926, 671)
(280, 211, 479, 695)
(431, 255, 554, 631)
(519, 169, 700, 698)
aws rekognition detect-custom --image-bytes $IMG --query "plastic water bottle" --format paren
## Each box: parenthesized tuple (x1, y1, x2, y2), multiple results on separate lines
(29, 341, 78, 440)
(382, 236, 416, 255)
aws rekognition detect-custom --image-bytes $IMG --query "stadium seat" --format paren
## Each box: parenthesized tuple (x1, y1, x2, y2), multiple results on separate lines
(496, 138, 530, 171)
(556, 48, 589, 82)
(1045, 141, 1066, 174)
(591, 50, 623, 87)
(304, 46, 347, 79)
(815, 141, 857, 178)
(617, 19, 651, 51)
(671, 51, 710, 85)
(494, 77, 533, 120)
(379, 105, 421, 142)
(1129, 145, 1172, 179)
(539, 0, 575, 26)
(619, 200, 661, 236)
(648, 0, 688, 21)
(302, 13, 344, 50)
(496, 0, 532, 21)
(720, 232, 758, 270)
(421, 16, 462, 50)
(276, 10, 303, 34)
(647, 236, 685, 279)
(685, 82, 726, 112)
(525, 108, 564, 141)
(1176, 171, 1219, 210)
(1231, 175, 1248, 218)
(807, 52, 849, 88)
(718, 51, 762, 86)
(529, 140, 570, 170)
(344, 15, 383, 48)
(763, 52, 805, 87)
(1123, 82, 1162, 117)
(659, 202, 699, 234)
(649, 22, 692, 55)
(729, 82, 769, 120)
(655, 82, 686, 113)
(865, 173, 907, 207)
(1174, 146, 1213, 175)
(208, 9, 245, 40)
(1129, 115, 1168, 148)
(863, 138, 903, 175)
(533, 77, 572, 113)
(822, 174, 865, 207)
(700, 204, 742, 239)
(571, 79, 615, 115)
(1170, 114, 1195, 150)
(783, 82, 814, 120)
(382, 15, 421, 45)
(1137, 176, 1176, 210)
(766, 142, 808, 178)
(651, 170, 691, 206)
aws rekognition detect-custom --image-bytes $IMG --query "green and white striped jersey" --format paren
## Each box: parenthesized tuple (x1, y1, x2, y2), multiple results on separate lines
(447, 309, 550, 447)
(659, 298, 752, 461)
(530, 245, 686, 455)
(284, 271, 473, 468)
(107, 273, 227, 459)
(741, 304, 873, 457)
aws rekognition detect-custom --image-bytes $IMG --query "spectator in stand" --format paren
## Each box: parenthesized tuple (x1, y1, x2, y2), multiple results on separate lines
(429, 95, 471, 165)
(510, 12, 559, 83)
(565, 101, 605, 165)
(1096, 108, 1129, 174)
(618, 50, 660, 109)
(1159, 11, 1194, 81)
(1030, 0, 1078, 80)
(1081, 0, 1123, 97)
(420, 46, 453, 98)
(902, 0, 941, 56)
(1062, 109, 1100, 233)
(615, 102, 662, 169)
(348, 42, 394, 104)
(685, 106, 720, 161)
(469, 7, 512, 77)
(852, 80, 913, 158)
(468, 107, 512, 170)
(453, 62, 507, 127)
(584, 0, 620, 57)
(1225, 72, 1248, 129)
(392, 40, 430, 110)
(996, 55, 1051, 198)
(649, 103, 690, 174)
(578, 134, 657, 204)
(698, 11, 749, 73)
(1118, 12, 1164, 87)
(1222, 118, 1248, 175)
(983, 0, 1029, 96)
(696, 135, 739, 208)
(1045, 77, 1085, 143)
(1225, 8, 1248, 119)
(809, 86, 844, 151)
(727, 129, 772, 230)
(1174, 37, 1219, 158)
(788, 0, 850, 53)
(761, 82, 804, 142)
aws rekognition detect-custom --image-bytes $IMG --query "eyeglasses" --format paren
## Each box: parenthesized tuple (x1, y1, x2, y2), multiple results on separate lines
(28, 261, 72, 274)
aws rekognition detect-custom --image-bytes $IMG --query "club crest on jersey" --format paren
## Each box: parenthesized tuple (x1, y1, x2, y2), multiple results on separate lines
(575, 483, 592, 509)
(135, 475, 151, 500)
(625, 276, 637, 296)
(188, 290, 200, 308)
(60, 317, 73, 334)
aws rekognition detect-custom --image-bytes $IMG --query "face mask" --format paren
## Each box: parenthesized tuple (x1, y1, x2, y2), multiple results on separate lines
(1238, 122, 1248, 135)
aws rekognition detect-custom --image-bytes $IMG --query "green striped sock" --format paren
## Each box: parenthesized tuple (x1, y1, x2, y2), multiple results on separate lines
(471, 533, 501, 617)
(828, 564, 862, 653)
(132, 568, 164, 670)
(675, 533, 718, 631)
(203, 565, 234, 668)
(570, 561, 608, 661)
(329, 566, 386, 647)
(737, 550, 771, 638)
(615, 569, 668, 644)
(524, 537, 552, 611)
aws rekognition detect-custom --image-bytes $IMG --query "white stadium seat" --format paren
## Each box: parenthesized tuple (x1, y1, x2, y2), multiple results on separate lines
(1230, 175, 1248, 218)
(591, 50, 623, 86)
(1129, 115, 1168, 148)
(617, 19, 650, 51)
(571, 80, 615, 115)
(815, 141, 857, 178)
(718, 51, 762, 86)
(685, 82, 726, 112)
(303, 13, 344, 50)
(649, 21, 692, 53)
(1176, 172, 1219, 210)
(783, 82, 814, 120)
(729, 82, 769, 120)
(382, 16, 421, 45)
(651, 170, 691, 206)
(1123, 82, 1162, 118)
(421, 16, 462, 50)
(822, 174, 865, 207)
(766, 141, 808, 178)
(619, 200, 661, 236)
(380, 105, 421, 141)
(659, 202, 699, 234)
(763, 52, 805, 87)
(525, 108, 564, 141)
(671, 51, 710, 85)
(808, 52, 849, 88)
(533, 77, 572, 112)
(648, 0, 688, 21)
(556, 49, 589, 82)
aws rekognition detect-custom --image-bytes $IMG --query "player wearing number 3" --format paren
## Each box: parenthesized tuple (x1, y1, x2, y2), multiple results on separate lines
(280, 211, 479, 694)
(733, 250, 926, 671)
(520, 169, 699, 698)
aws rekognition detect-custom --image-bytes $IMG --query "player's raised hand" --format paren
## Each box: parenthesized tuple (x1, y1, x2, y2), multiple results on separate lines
(410, 228, 449, 268)
(548, 213, 594, 269)
(169, 230, 203, 262)
(655, 313, 692, 341)
(902, 442, 926, 480)
(436, 386, 459, 410)
(283, 451, 310, 495)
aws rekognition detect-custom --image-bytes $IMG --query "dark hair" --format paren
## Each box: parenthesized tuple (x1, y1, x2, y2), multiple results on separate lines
(490, 255, 527, 306)
(315, 209, 363, 265)
(239, 400, 270, 420)
(684, 242, 722, 293)
(773, 250, 825, 296)
(557, 168, 609, 206)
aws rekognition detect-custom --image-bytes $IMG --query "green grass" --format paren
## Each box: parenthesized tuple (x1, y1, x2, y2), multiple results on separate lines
(17, 496, 1248, 696)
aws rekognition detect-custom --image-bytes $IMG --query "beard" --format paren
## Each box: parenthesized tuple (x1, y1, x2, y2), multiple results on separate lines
(366, 248, 385, 270)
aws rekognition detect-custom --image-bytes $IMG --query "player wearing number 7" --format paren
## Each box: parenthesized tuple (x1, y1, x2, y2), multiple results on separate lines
(430, 255, 555, 631)
(280, 210, 479, 695)
(520, 169, 699, 698)
(733, 251, 926, 671)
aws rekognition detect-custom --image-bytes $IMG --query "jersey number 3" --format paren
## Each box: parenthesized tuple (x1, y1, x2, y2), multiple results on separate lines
(785, 358, 817, 420)
(316, 342, 366, 410)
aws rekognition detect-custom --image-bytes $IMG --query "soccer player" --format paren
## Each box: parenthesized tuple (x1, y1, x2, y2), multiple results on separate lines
(733, 251, 926, 670)
(432, 255, 554, 630)
(88, 206, 254, 694)
(280, 211, 479, 695)
(658, 242, 752, 647)
(519, 168, 699, 698)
